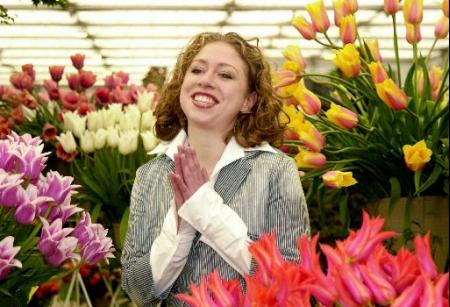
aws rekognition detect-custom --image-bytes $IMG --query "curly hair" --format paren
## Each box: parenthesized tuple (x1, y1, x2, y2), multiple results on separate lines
(154, 32, 287, 148)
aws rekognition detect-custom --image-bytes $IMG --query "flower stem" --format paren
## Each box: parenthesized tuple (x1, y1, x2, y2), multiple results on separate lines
(425, 38, 438, 64)
(314, 38, 336, 49)
(392, 14, 402, 86)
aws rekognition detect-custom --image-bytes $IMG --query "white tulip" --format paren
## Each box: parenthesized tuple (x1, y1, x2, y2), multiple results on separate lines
(141, 110, 156, 131)
(63, 111, 86, 138)
(80, 130, 95, 153)
(141, 131, 159, 152)
(56, 131, 77, 153)
(102, 108, 118, 129)
(46, 100, 60, 115)
(119, 107, 140, 131)
(106, 127, 120, 148)
(94, 128, 107, 150)
(118, 130, 139, 155)
(21, 105, 37, 121)
(137, 91, 155, 113)
(87, 111, 104, 131)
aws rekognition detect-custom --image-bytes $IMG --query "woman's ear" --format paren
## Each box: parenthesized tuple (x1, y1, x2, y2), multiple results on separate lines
(241, 91, 257, 113)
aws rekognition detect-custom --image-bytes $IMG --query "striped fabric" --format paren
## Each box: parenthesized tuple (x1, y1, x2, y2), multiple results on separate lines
(121, 150, 310, 306)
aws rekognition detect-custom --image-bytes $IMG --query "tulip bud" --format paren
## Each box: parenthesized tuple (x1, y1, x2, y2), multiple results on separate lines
(93, 128, 107, 150)
(340, 15, 357, 44)
(282, 45, 307, 73)
(443, 0, 449, 17)
(70, 53, 85, 71)
(43, 123, 57, 142)
(375, 78, 408, 110)
(325, 103, 358, 129)
(434, 15, 449, 39)
(367, 39, 383, 62)
(295, 147, 327, 169)
(344, 0, 358, 14)
(79, 70, 96, 89)
(368, 62, 389, 84)
(429, 66, 443, 100)
(80, 131, 95, 153)
(384, 0, 400, 15)
(402, 140, 432, 171)
(118, 130, 139, 155)
(333, 44, 361, 78)
(272, 70, 297, 89)
(406, 23, 422, 44)
(106, 127, 120, 148)
(141, 131, 159, 152)
(322, 170, 357, 188)
(292, 16, 316, 40)
(333, 0, 348, 27)
(49, 66, 64, 83)
(403, 0, 423, 25)
(291, 81, 322, 115)
(298, 121, 325, 152)
(56, 131, 77, 153)
(306, 0, 331, 33)
(0, 236, 22, 280)
(137, 91, 155, 113)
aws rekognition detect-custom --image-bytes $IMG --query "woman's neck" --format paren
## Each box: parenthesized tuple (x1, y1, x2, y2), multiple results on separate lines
(186, 127, 227, 176)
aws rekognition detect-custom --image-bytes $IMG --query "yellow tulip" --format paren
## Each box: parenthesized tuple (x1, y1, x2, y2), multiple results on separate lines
(406, 23, 422, 44)
(443, 0, 449, 17)
(434, 16, 449, 39)
(291, 81, 322, 115)
(429, 66, 444, 99)
(282, 45, 307, 73)
(340, 15, 357, 44)
(322, 170, 358, 188)
(375, 78, 408, 110)
(402, 140, 432, 171)
(333, 44, 361, 78)
(295, 147, 327, 169)
(292, 15, 316, 40)
(368, 62, 389, 85)
(344, 0, 358, 14)
(325, 103, 358, 129)
(368, 39, 383, 62)
(272, 70, 297, 89)
(298, 121, 325, 152)
(306, 0, 331, 33)
(403, 0, 423, 25)
(333, 0, 348, 26)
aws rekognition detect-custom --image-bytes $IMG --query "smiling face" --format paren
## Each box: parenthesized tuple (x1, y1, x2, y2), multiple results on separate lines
(179, 41, 256, 135)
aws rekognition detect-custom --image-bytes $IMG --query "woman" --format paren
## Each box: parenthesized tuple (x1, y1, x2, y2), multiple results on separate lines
(121, 32, 310, 306)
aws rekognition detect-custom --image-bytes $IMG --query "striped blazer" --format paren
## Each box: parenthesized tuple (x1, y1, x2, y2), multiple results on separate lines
(121, 150, 310, 306)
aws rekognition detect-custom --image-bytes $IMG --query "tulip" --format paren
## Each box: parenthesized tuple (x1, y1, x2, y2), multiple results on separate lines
(49, 66, 64, 83)
(282, 45, 307, 73)
(413, 233, 438, 279)
(384, 0, 400, 15)
(291, 82, 322, 115)
(434, 16, 449, 39)
(78, 70, 96, 89)
(87, 110, 104, 132)
(375, 78, 408, 110)
(406, 23, 422, 44)
(429, 66, 443, 99)
(94, 87, 111, 106)
(106, 127, 120, 148)
(80, 131, 95, 153)
(359, 261, 396, 305)
(56, 131, 77, 154)
(340, 15, 357, 44)
(14, 143, 48, 182)
(115, 71, 129, 86)
(60, 90, 79, 111)
(325, 103, 358, 129)
(38, 218, 78, 267)
(118, 130, 139, 155)
(435, 273, 450, 306)
(368, 62, 389, 84)
(272, 70, 297, 89)
(141, 131, 159, 152)
(15, 184, 53, 224)
(0, 171, 24, 208)
(298, 121, 325, 152)
(70, 53, 85, 71)
(339, 263, 372, 305)
(47, 197, 82, 223)
(368, 39, 383, 62)
(42, 123, 57, 142)
(403, 0, 423, 25)
(66, 73, 80, 92)
(21, 64, 36, 81)
(38, 170, 77, 206)
(77, 102, 96, 116)
(137, 90, 155, 113)
(294, 148, 327, 169)
(111, 87, 131, 104)
(292, 15, 316, 40)
(119, 106, 140, 131)
(402, 140, 432, 171)
(10, 72, 33, 91)
(306, 0, 330, 33)
(140, 110, 156, 131)
(391, 277, 424, 307)
(322, 171, 357, 188)
(333, 44, 361, 78)
(94, 128, 107, 150)
(444, 0, 449, 17)
(207, 271, 239, 306)
(63, 111, 86, 138)
(11, 106, 24, 125)
(344, 0, 358, 14)
(333, 0, 348, 26)
(281, 60, 301, 75)
(0, 236, 22, 280)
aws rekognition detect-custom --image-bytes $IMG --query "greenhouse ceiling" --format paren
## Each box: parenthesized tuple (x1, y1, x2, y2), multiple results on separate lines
(0, 0, 448, 85)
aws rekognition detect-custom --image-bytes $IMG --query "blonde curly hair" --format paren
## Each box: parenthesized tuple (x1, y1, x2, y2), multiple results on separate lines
(154, 32, 286, 148)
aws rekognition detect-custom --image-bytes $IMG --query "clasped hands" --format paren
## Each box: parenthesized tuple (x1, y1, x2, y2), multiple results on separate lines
(169, 145, 209, 228)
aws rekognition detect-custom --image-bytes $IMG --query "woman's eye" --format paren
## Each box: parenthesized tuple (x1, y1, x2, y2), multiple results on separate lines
(219, 73, 233, 79)
(191, 68, 203, 74)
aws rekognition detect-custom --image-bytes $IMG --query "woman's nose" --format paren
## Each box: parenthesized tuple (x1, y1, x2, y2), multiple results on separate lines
(196, 71, 214, 88)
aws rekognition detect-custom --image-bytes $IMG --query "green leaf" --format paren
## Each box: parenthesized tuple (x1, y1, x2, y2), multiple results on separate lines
(90, 203, 103, 223)
(404, 62, 416, 97)
(338, 192, 349, 228)
(118, 206, 130, 251)
(388, 177, 401, 215)
(414, 170, 422, 194)
(415, 165, 443, 196)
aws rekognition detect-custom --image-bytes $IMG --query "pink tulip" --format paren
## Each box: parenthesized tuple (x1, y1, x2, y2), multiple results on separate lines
(0, 236, 22, 280)
(60, 91, 79, 111)
(292, 82, 322, 115)
(0, 171, 24, 208)
(306, 0, 331, 33)
(391, 276, 424, 307)
(435, 273, 449, 306)
(207, 271, 239, 306)
(368, 61, 389, 84)
(299, 122, 325, 152)
(344, 0, 358, 14)
(295, 148, 327, 169)
(339, 263, 372, 305)
(21, 64, 36, 81)
(333, 0, 348, 27)
(79, 70, 97, 89)
(368, 39, 383, 62)
(414, 233, 438, 279)
(115, 71, 129, 86)
(434, 16, 449, 39)
(14, 140, 48, 181)
(66, 73, 80, 92)
(292, 16, 316, 40)
(43, 80, 60, 100)
(49, 66, 65, 83)
(384, 0, 400, 15)
(388, 247, 421, 292)
(37, 171, 77, 206)
(10, 72, 33, 91)
(111, 87, 131, 104)
(359, 261, 396, 305)
(406, 22, 422, 44)
(325, 103, 358, 129)
(403, 0, 423, 24)
(272, 70, 297, 89)
(70, 53, 85, 70)
(340, 15, 357, 44)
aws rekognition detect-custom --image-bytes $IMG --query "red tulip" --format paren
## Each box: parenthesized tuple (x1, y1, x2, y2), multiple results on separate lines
(11, 106, 24, 124)
(66, 73, 80, 91)
(79, 70, 97, 89)
(42, 123, 57, 142)
(21, 64, 36, 81)
(94, 87, 111, 106)
(70, 53, 85, 70)
(10, 72, 33, 91)
(60, 91, 79, 111)
(49, 66, 65, 82)
(43, 80, 60, 100)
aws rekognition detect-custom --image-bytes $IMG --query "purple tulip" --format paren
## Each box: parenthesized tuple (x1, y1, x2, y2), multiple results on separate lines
(37, 218, 78, 267)
(0, 170, 24, 208)
(0, 236, 22, 280)
(47, 196, 83, 223)
(14, 185, 52, 225)
(0, 140, 18, 172)
(73, 212, 115, 264)
(9, 132, 41, 147)
(37, 171, 79, 206)
(14, 142, 48, 182)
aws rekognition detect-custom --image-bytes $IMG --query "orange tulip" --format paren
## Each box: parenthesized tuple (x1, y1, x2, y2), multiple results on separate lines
(344, 0, 358, 14)
(333, 44, 361, 78)
(368, 62, 389, 84)
(282, 45, 307, 73)
(402, 140, 432, 171)
(306, 0, 331, 33)
(368, 39, 383, 62)
(434, 15, 449, 39)
(295, 148, 327, 169)
(333, 0, 348, 26)
(384, 0, 400, 15)
(325, 103, 358, 129)
(403, 0, 423, 25)
(443, 0, 449, 17)
(340, 15, 357, 44)
(406, 23, 422, 44)
(291, 81, 322, 115)
(375, 78, 408, 110)
(292, 16, 316, 40)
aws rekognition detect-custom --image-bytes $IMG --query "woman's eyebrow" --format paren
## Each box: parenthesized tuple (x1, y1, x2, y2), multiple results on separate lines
(192, 59, 239, 73)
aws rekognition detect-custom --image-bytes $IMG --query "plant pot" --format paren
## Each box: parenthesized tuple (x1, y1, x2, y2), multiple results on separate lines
(367, 196, 449, 271)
